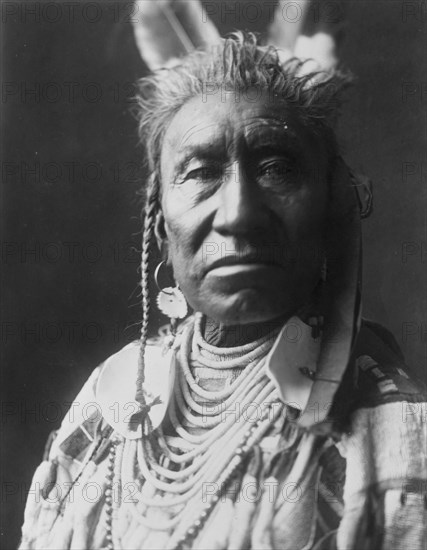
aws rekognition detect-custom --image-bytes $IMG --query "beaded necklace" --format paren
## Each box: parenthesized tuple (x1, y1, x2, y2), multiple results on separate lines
(104, 314, 286, 550)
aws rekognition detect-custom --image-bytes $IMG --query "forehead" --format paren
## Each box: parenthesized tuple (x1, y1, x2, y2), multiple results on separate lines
(161, 90, 315, 165)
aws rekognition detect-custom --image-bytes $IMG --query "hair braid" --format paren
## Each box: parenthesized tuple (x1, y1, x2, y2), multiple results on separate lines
(135, 177, 160, 432)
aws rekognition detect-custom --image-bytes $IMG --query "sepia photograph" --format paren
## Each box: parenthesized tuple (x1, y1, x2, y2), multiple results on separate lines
(1, 1, 426, 549)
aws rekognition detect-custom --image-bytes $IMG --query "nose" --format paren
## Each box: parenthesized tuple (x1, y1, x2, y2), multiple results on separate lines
(213, 161, 268, 236)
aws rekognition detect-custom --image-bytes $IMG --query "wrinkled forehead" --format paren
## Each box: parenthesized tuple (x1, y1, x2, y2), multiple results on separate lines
(160, 90, 321, 172)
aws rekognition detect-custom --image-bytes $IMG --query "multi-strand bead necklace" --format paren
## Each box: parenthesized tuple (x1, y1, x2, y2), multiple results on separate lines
(105, 314, 286, 549)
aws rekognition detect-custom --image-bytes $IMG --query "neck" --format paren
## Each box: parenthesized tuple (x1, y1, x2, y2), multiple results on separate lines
(202, 314, 288, 348)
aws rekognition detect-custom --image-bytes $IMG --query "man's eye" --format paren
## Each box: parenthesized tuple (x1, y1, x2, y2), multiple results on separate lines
(256, 159, 297, 183)
(184, 165, 221, 182)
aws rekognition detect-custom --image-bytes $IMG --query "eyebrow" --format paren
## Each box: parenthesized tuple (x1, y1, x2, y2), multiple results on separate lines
(244, 119, 302, 151)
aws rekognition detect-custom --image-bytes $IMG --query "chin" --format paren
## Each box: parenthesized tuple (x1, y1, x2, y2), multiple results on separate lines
(198, 288, 291, 326)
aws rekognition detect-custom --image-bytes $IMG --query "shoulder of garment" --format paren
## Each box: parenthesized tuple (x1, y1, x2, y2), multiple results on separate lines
(329, 318, 426, 433)
(47, 337, 172, 465)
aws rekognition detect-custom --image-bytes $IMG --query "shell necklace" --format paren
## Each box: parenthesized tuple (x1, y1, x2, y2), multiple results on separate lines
(105, 314, 285, 550)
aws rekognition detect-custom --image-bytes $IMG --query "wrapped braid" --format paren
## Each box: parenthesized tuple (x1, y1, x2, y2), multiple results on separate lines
(135, 176, 161, 432)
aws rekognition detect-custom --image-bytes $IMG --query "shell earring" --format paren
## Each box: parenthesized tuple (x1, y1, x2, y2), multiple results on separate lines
(154, 261, 188, 331)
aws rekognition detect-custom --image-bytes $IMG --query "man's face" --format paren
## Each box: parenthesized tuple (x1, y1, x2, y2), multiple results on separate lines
(159, 90, 329, 325)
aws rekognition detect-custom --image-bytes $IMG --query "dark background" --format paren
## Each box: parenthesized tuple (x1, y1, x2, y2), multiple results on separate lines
(1, 1, 426, 548)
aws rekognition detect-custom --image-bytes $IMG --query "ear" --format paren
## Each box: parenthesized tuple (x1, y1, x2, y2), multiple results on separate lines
(154, 209, 169, 259)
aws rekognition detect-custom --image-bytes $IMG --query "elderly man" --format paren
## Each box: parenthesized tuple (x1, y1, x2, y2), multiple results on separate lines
(20, 32, 426, 550)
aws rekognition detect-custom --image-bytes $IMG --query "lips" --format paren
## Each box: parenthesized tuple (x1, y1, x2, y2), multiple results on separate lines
(205, 253, 280, 274)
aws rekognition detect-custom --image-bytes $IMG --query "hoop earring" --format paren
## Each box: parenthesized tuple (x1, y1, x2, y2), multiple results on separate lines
(154, 260, 188, 323)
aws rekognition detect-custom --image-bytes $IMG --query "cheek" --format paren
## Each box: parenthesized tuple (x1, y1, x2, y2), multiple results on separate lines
(162, 217, 202, 309)
(273, 185, 328, 240)
(301, 189, 328, 232)
(162, 210, 201, 285)
(162, 187, 213, 263)
(163, 218, 186, 265)
(161, 190, 182, 251)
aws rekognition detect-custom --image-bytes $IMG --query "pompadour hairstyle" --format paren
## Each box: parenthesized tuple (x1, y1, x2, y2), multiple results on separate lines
(136, 31, 351, 193)
(133, 32, 352, 420)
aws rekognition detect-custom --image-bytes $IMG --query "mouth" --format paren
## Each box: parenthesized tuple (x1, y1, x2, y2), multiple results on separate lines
(206, 255, 281, 275)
